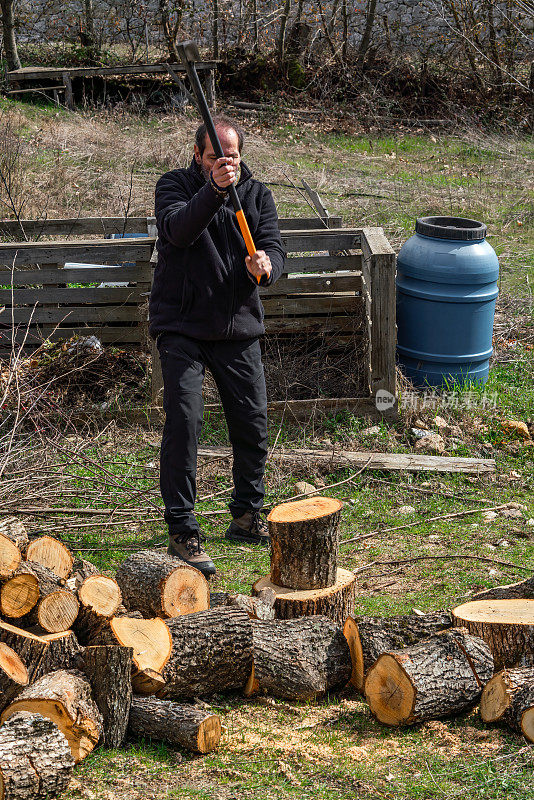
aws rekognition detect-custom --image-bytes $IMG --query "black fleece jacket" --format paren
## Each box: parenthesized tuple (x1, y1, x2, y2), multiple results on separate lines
(149, 158, 285, 341)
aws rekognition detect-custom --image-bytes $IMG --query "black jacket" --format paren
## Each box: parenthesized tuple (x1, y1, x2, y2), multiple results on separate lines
(149, 159, 285, 341)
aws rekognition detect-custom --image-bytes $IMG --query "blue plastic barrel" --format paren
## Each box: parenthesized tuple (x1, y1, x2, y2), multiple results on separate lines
(396, 216, 499, 388)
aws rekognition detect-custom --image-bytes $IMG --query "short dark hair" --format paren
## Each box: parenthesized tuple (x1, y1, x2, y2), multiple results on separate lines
(194, 115, 245, 155)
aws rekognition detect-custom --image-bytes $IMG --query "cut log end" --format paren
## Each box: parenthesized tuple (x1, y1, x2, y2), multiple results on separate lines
(521, 708, 534, 742)
(268, 496, 343, 524)
(0, 537, 21, 579)
(364, 654, 414, 726)
(26, 536, 74, 581)
(109, 616, 173, 675)
(161, 566, 209, 618)
(1, 574, 39, 618)
(0, 642, 28, 688)
(78, 576, 121, 617)
(197, 715, 222, 754)
(37, 591, 79, 633)
(480, 673, 512, 723)
(132, 668, 166, 696)
(453, 599, 534, 670)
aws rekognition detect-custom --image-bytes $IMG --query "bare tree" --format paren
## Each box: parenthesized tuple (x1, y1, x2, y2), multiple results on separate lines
(357, 0, 378, 69)
(158, 0, 184, 61)
(0, 0, 21, 71)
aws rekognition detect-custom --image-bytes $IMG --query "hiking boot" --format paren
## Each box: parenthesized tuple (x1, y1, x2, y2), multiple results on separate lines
(167, 531, 216, 578)
(225, 510, 269, 546)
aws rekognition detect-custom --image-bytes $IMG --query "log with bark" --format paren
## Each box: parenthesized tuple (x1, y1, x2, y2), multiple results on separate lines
(480, 666, 534, 741)
(343, 611, 453, 692)
(474, 577, 534, 601)
(210, 590, 276, 620)
(89, 614, 172, 695)
(252, 567, 356, 626)
(0, 711, 74, 800)
(128, 696, 221, 753)
(116, 550, 209, 619)
(0, 642, 28, 713)
(66, 558, 101, 591)
(364, 628, 494, 726)
(0, 517, 28, 578)
(268, 497, 343, 590)
(244, 616, 351, 700)
(82, 645, 132, 748)
(1, 669, 103, 762)
(1, 561, 79, 632)
(73, 574, 122, 644)
(0, 622, 82, 683)
(157, 607, 253, 701)
(452, 599, 534, 670)
(25, 536, 74, 580)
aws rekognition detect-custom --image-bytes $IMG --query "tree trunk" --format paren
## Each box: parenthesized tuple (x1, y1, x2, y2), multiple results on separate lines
(269, 497, 342, 590)
(0, 642, 28, 712)
(129, 696, 221, 753)
(473, 577, 534, 601)
(245, 616, 351, 700)
(82, 645, 132, 748)
(357, 0, 378, 69)
(211, 0, 219, 59)
(0, 517, 28, 578)
(116, 550, 209, 619)
(2, 561, 79, 632)
(452, 599, 534, 670)
(0, 622, 82, 682)
(89, 614, 172, 696)
(210, 590, 275, 620)
(343, 611, 452, 692)
(480, 667, 534, 741)
(1, 669, 103, 762)
(26, 536, 74, 581)
(73, 575, 122, 644)
(252, 567, 356, 626)
(0, 711, 74, 800)
(364, 629, 494, 726)
(0, 0, 21, 71)
(277, 0, 292, 63)
(158, 607, 253, 701)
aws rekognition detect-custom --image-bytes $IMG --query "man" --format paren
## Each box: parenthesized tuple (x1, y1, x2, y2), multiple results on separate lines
(149, 116, 285, 578)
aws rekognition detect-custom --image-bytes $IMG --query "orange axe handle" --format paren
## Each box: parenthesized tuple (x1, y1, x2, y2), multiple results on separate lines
(236, 210, 260, 284)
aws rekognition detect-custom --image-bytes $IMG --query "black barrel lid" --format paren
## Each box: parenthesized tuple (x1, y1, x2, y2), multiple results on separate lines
(415, 216, 487, 241)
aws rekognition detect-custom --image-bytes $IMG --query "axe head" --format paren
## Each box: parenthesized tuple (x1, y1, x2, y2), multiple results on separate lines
(177, 41, 201, 64)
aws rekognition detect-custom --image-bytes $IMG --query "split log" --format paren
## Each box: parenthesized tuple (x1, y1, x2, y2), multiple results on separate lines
(244, 616, 351, 700)
(73, 575, 122, 644)
(474, 577, 534, 601)
(66, 558, 101, 591)
(0, 517, 28, 578)
(116, 550, 209, 619)
(0, 711, 74, 800)
(25, 536, 74, 581)
(252, 567, 356, 626)
(0, 642, 28, 712)
(0, 622, 82, 682)
(89, 614, 172, 695)
(452, 599, 534, 670)
(268, 497, 343, 590)
(343, 611, 452, 692)
(210, 590, 276, 620)
(157, 607, 253, 701)
(364, 628, 494, 726)
(480, 667, 534, 742)
(82, 645, 132, 748)
(128, 696, 221, 753)
(1, 561, 79, 631)
(1, 669, 103, 762)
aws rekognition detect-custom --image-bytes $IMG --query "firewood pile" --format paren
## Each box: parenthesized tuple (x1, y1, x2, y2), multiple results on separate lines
(1, 500, 534, 799)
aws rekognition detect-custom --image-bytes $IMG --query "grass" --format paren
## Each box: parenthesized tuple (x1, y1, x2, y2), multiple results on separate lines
(0, 98, 533, 799)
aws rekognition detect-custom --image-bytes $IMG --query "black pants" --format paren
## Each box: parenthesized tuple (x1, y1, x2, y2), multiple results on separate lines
(158, 332, 268, 536)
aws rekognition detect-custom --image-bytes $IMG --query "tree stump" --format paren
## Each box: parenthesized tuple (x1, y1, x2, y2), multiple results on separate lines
(82, 645, 132, 748)
(480, 666, 534, 741)
(74, 575, 122, 644)
(0, 642, 28, 713)
(1, 669, 103, 762)
(128, 696, 221, 753)
(157, 607, 253, 701)
(0, 517, 28, 578)
(25, 536, 74, 580)
(364, 628, 494, 726)
(116, 550, 209, 619)
(452, 599, 534, 670)
(244, 616, 351, 700)
(0, 711, 74, 800)
(343, 611, 452, 692)
(252, 568, 356, 626)
(268, 497, 343, 590)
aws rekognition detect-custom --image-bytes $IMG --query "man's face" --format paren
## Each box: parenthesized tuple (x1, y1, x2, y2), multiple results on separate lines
(194, 126, 241, 181)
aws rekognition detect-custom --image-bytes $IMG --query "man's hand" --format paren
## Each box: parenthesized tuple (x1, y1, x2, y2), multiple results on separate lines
(246, 250, 272, 283)
(211, 157, 237, 189)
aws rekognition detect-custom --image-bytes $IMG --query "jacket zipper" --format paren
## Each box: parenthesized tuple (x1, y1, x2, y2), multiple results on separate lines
(220, 205, 235, 339)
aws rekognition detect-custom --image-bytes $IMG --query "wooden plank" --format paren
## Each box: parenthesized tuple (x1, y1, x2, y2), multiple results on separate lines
(0, 326, 142, 347)
(281, 230, 361, 252)
(0, 239, 154, 265)
(0, 266, 150, 285)
(0, 287, 146, 304)
(0, 306, 142, 323)
(262, 296, 363, 315)
(6, 85, 66, 94)
(361, 227, 397, 397)
(0, 217, 152, 237)
(261, 273, 362, 295)
(278, 217, 343, 231)
(6, 62, 217, 81)
(196, 445, 495, 474)
(264, 317, 362, 334)
(284, 254, 362, 273)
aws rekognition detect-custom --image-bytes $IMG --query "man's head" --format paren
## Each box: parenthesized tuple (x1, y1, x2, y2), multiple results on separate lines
(194, 116, 244, 181)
